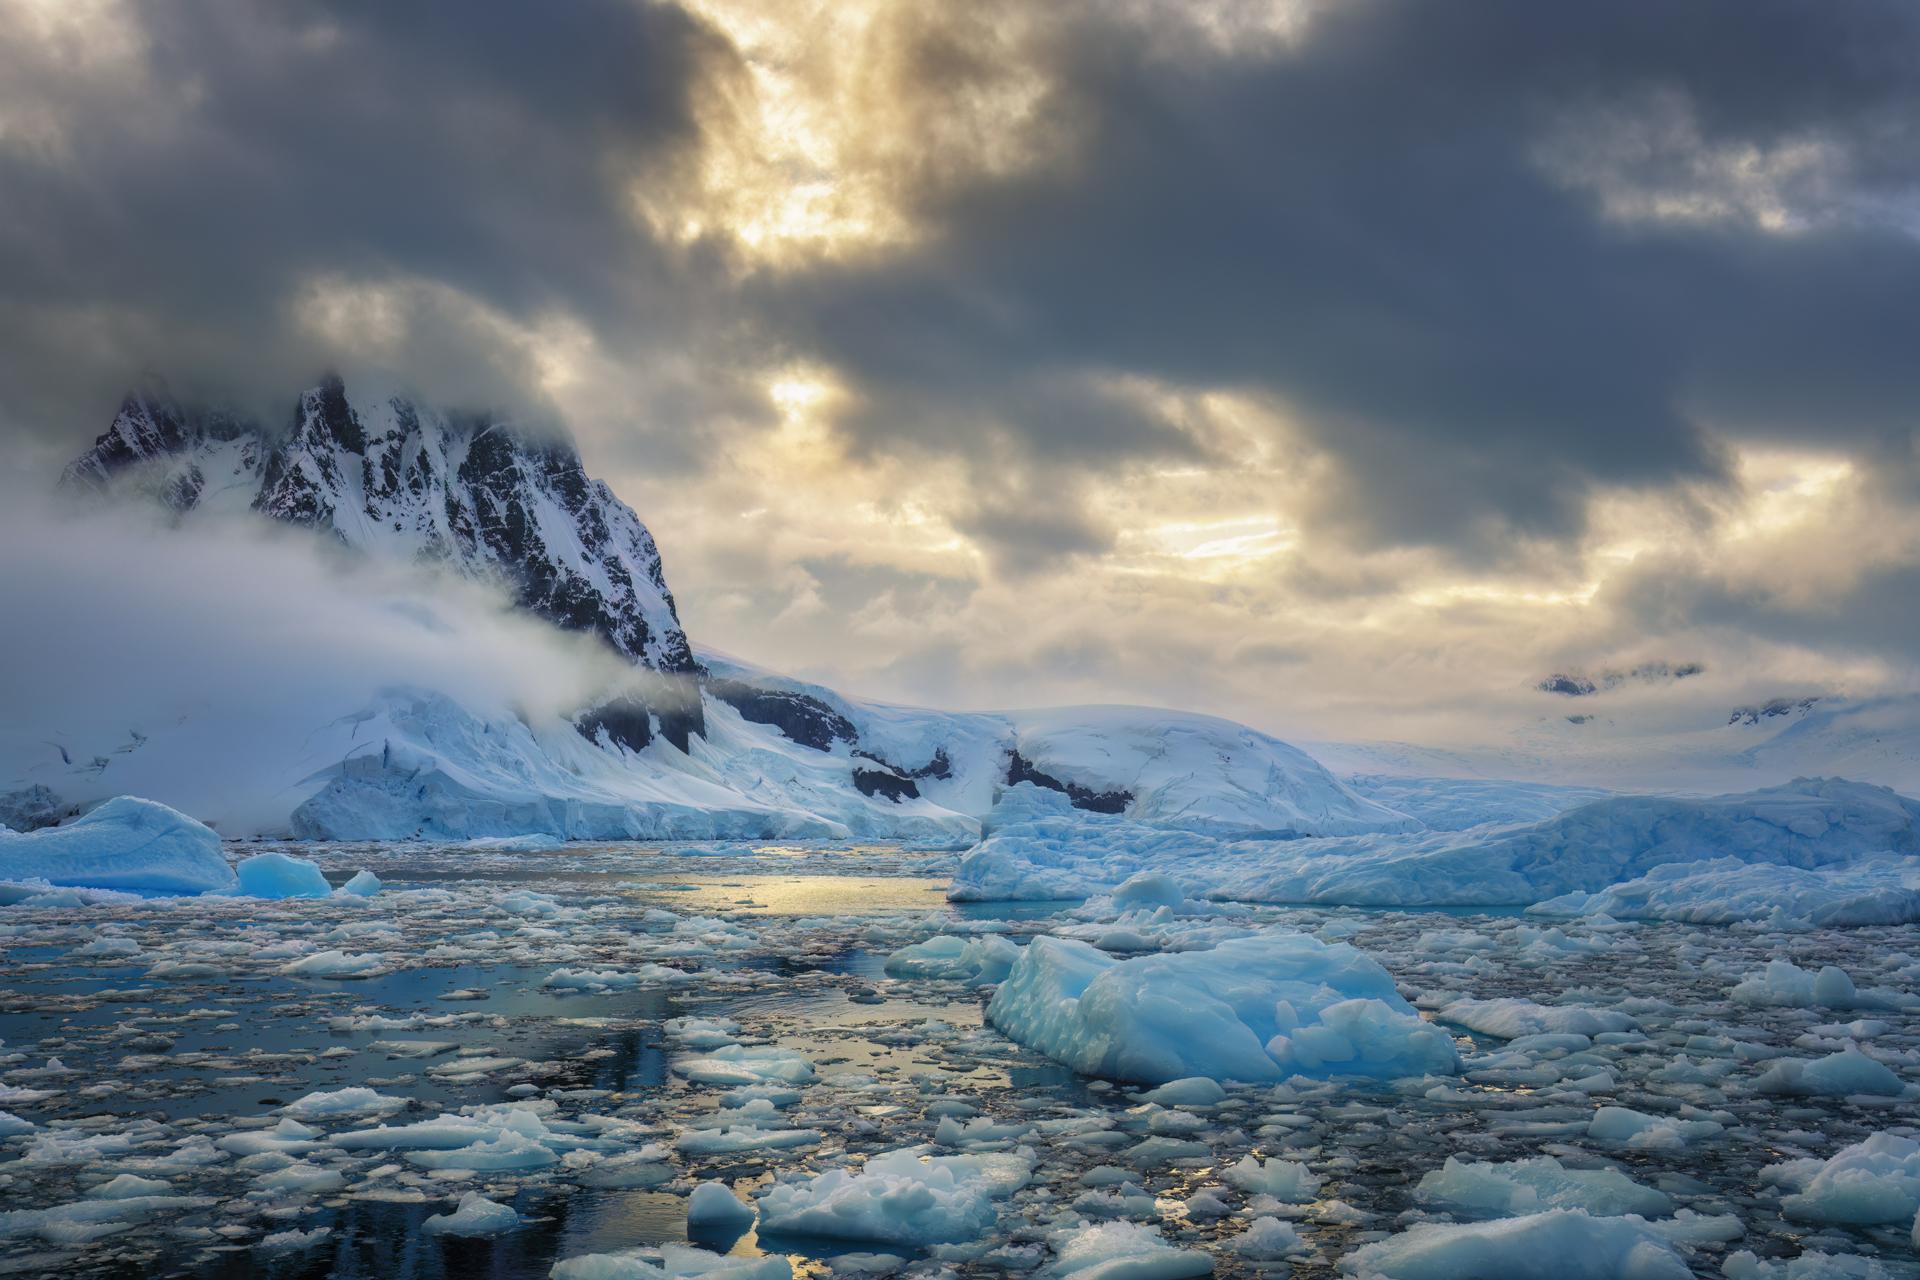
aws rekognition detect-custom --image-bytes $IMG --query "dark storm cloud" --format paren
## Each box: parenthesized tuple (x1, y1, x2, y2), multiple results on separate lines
(1607, 555, 1920, 666)
(6, 0, 1920, 575)
(0, 0, 712, 443)
(796, 556, 976, 616)
(759, 0, 1920, 558)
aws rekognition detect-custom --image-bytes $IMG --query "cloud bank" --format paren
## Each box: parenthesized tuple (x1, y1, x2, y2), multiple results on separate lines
(2, 0, 1917, 749)
(0, 488, 635, 829)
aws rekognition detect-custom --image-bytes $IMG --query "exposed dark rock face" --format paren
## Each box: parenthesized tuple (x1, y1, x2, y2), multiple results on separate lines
(1538, 661, 1704, 697)
(907, 748, 953, 781)
(0, 785, 76, 832)
(852, 768, 919, 802)
(1006, 750, 1132, 814)
(575, 696, 654, 754)
(64, 375, 703, 739)
(706, 680, 857, 751)
(1729, 696, 1820, 726)
(65, 376, 696, 670)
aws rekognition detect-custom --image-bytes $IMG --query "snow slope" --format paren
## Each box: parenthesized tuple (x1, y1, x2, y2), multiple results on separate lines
(285, 683, 1409, 843)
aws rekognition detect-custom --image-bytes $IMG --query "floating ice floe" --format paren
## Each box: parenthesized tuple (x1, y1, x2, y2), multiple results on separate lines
(1415, 1155, 1672, 1218)
(279, 1087, 409, 1119)
(1230, 1216, 1308, 1260)
(757, 1149, 1031, 1245)
(1722, 1250, 1910, 1279)
(1586, 1107, 1723, 1149)
(883, 934, 1019, 984)
(278, 949, 388, 978)
(551, 1244, 793, 1280)
(1339, 1209, 1694, 1279)
(1730, 959, 1913, 1010)
(687, 1181, 755, 1234)
(545, 965, 696, 991)
(0, 796, 235, 894)
(1753, 1045, 1906, 1097)
(421, 1191, 520, 1236)
(676, 1126, 823, 1155)
(230, 851, 332, 898)
(1436, 998, 1637, 1040)
(988, 933, 1459, 1084)
(336, 868, 382, 896)
(1223, 1154, 1321, 1201)
(674, 1045, 816, 1087)
(1042, 1220, 1213, 1280)
(1764, 1131, 1920, 1225)
(0, 1192, 220, 1245)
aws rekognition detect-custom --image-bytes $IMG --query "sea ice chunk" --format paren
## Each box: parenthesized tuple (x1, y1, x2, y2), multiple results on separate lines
(1042, 1221, 1213, 1280)
(884, 935, 1020, 985)
(1586, 1107, 1723, 1149)
(1224, 1155, 1320, 1201)
(335, 869, 382, 897)
(278, 949, 388, 978)
(1437, 998, 1636, 1039)
(674, 1045, 816, 1087)
(1230, 1217, 1307, 1260)
(988, 933, 1458, 1084)
(1722, 1251, 1906, 1279)
(1766, 1132, 1920, 1224)
(687, 1182, 756, 1234)
(0, 796, 235, 894)
(422, 1191, 520, 1236)
(1754, 1046, 1905, 1097)
(1415, 1155, 1672, 1218)
(551, 1245, 792, 1280)
(281, 1087, 408, 1119)
(1340, 1210, 1692, 1279)
(232, 851, 331, 898)
(756, 1149, 1031, 1245)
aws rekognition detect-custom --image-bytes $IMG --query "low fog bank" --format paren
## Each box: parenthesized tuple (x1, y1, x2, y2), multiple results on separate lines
(0, 489, 644, 833)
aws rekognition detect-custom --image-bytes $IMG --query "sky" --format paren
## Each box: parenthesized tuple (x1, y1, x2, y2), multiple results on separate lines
(2, 0, 1918, 749)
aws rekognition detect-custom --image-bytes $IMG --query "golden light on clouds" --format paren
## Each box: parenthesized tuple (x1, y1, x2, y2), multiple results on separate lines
(1723, 447, 1855, 540)
(0, 0, 145, 154)
(636, 0, 1060, 268)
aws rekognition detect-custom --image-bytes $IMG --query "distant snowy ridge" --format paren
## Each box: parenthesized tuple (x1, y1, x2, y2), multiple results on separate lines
(282, 682, 1405, 843)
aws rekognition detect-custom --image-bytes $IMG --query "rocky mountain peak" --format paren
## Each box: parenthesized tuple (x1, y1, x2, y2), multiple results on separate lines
(62, 376, 699, 686)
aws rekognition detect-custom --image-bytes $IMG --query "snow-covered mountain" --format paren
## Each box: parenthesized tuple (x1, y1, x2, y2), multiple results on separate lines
(34, 373, 1919, 846)
(63, 376, 697, 677)
(23, 386, 1408, 841)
